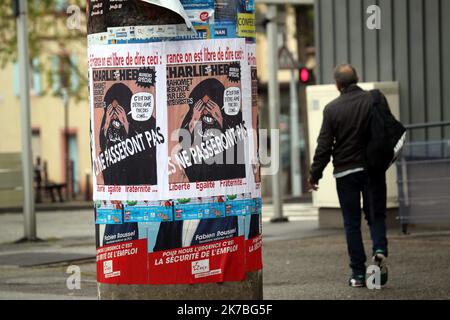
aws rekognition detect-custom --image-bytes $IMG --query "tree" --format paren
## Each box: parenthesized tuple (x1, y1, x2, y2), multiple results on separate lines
(0, 0, 88, 100)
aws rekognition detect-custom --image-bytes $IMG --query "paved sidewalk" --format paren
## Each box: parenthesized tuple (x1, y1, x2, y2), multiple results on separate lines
(0, 207, 449, 300)
(263, 231, 450, 300)
(0, 209, 95, 244)
(262, 203, 318, 223)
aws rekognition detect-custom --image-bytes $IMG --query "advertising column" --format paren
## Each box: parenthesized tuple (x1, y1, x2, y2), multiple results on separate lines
(87, 0, 262, 299)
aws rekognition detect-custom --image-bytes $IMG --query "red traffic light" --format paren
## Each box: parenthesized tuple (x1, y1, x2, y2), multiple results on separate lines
(300, 67, 310, 83)
(299, 67, 315, 85)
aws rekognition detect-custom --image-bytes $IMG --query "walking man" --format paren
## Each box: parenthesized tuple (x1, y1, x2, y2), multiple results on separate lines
(308, 64, 389, 288)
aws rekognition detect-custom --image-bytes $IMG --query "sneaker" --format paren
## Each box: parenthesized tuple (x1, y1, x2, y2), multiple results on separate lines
(372, 250, 388, 286)
(349, 275, 366, 288)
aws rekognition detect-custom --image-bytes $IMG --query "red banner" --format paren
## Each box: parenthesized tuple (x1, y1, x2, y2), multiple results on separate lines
(246, 234, 262, 272)
(148, 236, 245, 285)
(96, 239, 148, 284)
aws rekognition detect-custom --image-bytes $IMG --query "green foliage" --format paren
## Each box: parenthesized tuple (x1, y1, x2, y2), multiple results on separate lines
(0, 0, 87, 101)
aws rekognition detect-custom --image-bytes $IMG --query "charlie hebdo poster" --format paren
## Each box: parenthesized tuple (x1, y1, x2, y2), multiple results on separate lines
(167, 61, 246, 184)
(89, 41, 167, 201)
(165, 39, 254, 199)
(89, 39, 257, 200)
(92, 66, 161, 187)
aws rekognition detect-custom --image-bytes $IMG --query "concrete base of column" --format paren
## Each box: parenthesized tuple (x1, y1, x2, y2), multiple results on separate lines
(98, 271, 263, 300)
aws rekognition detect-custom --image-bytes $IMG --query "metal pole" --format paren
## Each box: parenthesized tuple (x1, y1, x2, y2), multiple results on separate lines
(290, 69, 302, 197)
(16, 0, 36, 240)
(267, 5, 286, 223)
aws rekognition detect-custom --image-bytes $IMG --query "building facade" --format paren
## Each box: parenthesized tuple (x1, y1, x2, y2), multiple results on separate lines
(315, 0, 450, 141)
(0, 7, 90, 198)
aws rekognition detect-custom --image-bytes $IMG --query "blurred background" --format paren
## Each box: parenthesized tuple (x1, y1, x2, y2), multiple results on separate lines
(1, 1, 449, 206)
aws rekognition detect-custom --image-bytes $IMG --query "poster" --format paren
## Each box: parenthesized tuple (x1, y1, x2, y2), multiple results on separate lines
(91, 66, 161, 187)
(167, 62, 246, 185)
(148, 196, 246, 284)
(89, 0, 262, 286)
(95, 196, 261, 285)
(214, 0, 255, 40)
(140, 0, 194, 30)
(88, 39, 257, 200)
(164, 39, 257, 199)
(88, 0, 194, 34)
(89, 42, 165, 201)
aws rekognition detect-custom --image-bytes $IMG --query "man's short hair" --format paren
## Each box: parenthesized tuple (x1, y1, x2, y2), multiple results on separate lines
(334, 64, 358, 89)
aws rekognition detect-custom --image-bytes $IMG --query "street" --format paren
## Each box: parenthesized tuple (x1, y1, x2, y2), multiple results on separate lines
(0, 206, 449, 300)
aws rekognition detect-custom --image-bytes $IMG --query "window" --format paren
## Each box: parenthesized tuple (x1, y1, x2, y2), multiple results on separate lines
(13, 58, 43, 97)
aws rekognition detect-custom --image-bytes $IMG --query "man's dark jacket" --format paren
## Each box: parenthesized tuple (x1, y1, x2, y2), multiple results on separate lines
(310, 85, 390, 183)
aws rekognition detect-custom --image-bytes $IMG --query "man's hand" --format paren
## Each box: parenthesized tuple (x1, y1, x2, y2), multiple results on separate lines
(308, 176, 319, 192)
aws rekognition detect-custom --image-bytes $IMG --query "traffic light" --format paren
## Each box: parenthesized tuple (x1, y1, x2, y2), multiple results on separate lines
(299, 67, 315, 86)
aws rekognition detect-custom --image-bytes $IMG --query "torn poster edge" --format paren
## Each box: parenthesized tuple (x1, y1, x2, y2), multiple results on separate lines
(139, 0, 195, 31)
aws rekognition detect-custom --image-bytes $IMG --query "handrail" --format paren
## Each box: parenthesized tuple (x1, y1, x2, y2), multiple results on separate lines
(405, 121, 450, 130)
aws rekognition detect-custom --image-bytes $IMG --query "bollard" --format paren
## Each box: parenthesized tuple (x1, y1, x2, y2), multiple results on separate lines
(88, 0, 262, 300)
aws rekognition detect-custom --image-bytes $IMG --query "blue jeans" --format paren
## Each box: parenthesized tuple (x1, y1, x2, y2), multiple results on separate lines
(336, 171, 388, 276)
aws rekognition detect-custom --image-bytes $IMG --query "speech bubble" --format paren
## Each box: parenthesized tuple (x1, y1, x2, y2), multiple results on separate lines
(130, 92, 154, 121)
(223, 87, 241, 116)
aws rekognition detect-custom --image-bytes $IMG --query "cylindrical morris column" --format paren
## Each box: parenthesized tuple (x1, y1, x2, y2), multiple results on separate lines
(87, 0, 262, 300)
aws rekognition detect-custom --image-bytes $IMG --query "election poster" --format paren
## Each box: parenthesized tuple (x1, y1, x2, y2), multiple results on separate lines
(95, 200, 148, 284)
(96, 238, 149, 284)
(147, 195, 246, 284)
(94, 196, 261, 285)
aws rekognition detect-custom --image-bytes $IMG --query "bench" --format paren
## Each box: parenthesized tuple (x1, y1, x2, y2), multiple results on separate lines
(35, 159, 66, 203)
(36, 182, 66, 203)
(0, 153, 68, 209)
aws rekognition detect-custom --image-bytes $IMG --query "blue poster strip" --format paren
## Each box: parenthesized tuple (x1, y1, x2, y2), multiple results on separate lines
(123, 202, 173, 223)
(213, 23, 237, 39)
(225, 199, 255, 216)
(95, 207, 123, 225)
(180, 0, 215, 8)
(95, 198, 262, 224)
(255, 197, 262, 215)
(174, 201, 226, 220)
